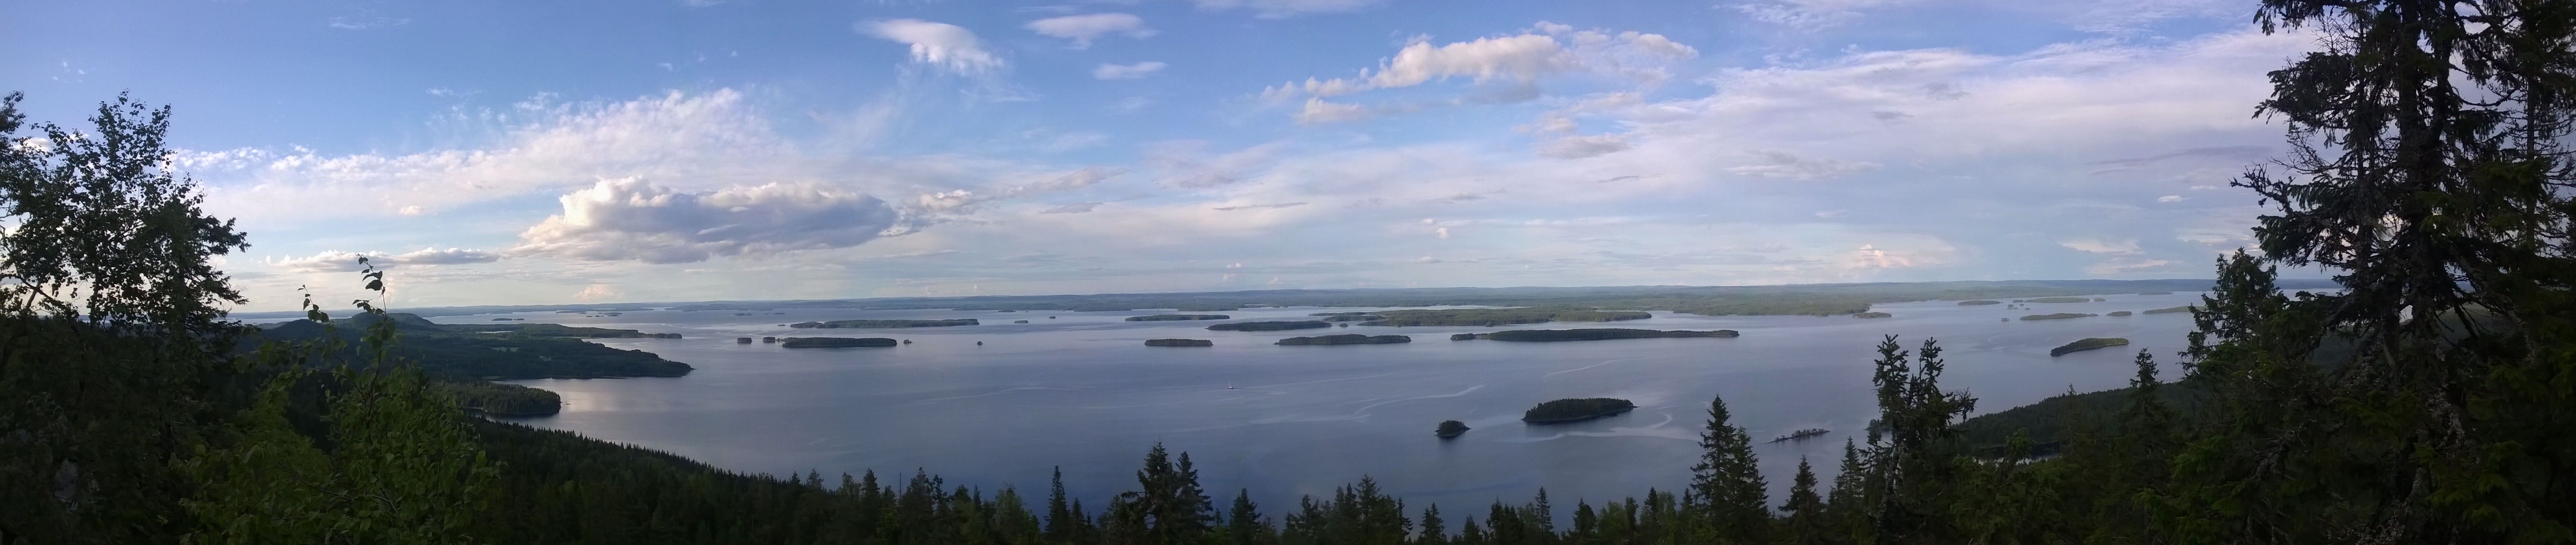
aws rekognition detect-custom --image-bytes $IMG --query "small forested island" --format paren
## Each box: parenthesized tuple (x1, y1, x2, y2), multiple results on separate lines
(2108, 311, 2133, 316)
(432, 381, 563, 416)
(1320, 314, 1386, 322)
(1767, 428, 1830, 443)
(2050, 337, 2131, 356)
(2026, 297, 2093, 303)
(1958, 300, 2003, 306)
(1436, 420, 1470, 438)
(792, 319, 980, 328)
(1854, 312, 1892, 318)
(1460, 328, 1739, 342)
(1523, 398, 1638, 423)
(779, 337, 899, 348)
(1206, 320, 1333, 331)
(1014, 320, 1029, 323)
(1275, 334, 1410, 345)
(2021, 313, 2099, 320)
(2143, 305, 2197, 314)
(1125, 314, 1232, 321)
(1144, 338, 1214, 347)
(1356, 307, 1651, 326)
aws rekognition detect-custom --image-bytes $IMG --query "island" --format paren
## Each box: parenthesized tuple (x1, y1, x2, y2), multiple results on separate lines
(1450, 333, 1479, 340)
(792, 319, 979, 328)
(2050, 337, 2131, 356)
(1125, 314, 1232, 321)
(1853, 312, 1892, 318)
(432, 381, 563, 417)
(2107, 311, 2133, 316)
(1275, 334, 1411, 345)
(735, 337, 753, 344)
(1320, 314, 1387, 322)
(1767, 429, 1830, 443)
(2026, 297, 2093, 303)
(1436, 420, 1470, 439)
(1145, 338, 1214, 347)
(1459, 328, 1739, 342)
(2142, 305, 2197, 314)
(1207, 320, 1334, 331)
(779, 337, 899, 348)
(1523, 398, 1637, 423)
(1355, 307, 1652, 327)
(1014, 320, 1029, 323)
(1958, 300, 2003, 306)
(2022, 313, 2099, 320)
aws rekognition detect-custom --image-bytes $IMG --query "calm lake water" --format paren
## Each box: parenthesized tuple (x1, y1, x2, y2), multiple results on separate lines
(461, 293, 2207, 514)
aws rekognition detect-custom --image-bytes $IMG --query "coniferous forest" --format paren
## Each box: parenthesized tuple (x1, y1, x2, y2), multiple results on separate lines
(5, 0, 2575, 542)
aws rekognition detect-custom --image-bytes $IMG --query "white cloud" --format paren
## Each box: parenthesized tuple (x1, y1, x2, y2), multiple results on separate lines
(1027, 13, 1154, 48)
(1732, 0, 1910, 30)
(1093, 61, 1168, 80)
(862, 19, 1004, 75)
(2059, 238, 2142, 254)
(1187, 0, 1383, 18)
(1535, 135, 1631, 158)
(1295, 99, 1375, 124)
(270, 248, 502, 272)
(511, 178, 906, 264)
(1265, 27, 1695, 123)
(2157, 195, 2184, 202)
(1725, 150, 1878, 180)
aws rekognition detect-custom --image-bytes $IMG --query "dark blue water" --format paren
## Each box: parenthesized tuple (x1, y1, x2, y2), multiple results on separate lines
(459, 294, 2203, 514)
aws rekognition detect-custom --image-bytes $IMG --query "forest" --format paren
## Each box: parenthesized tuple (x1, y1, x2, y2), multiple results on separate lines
(4, 1, 2574, 543)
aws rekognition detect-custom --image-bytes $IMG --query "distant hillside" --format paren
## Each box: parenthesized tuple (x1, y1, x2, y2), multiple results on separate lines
(253, 313, 693, 380)
(246, 279, 2338, 319)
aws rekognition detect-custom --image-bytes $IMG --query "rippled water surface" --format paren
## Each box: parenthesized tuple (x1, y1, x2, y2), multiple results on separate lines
(469, 294, 2206, 511)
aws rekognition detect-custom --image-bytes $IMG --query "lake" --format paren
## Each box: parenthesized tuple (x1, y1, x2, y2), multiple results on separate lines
(465, 293, 2206, 515)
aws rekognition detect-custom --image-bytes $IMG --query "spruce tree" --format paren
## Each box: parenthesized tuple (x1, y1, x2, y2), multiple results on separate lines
(1781, 457, 1827, 545)
(1687, 393, 1770, 542)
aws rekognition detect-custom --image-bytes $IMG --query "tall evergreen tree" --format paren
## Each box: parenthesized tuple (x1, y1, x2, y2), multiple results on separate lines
(1780, 457, 1828, 545)
(1417, 505, 1447, 545)
(2156, 0, 2576, 541)
(1687, 393, 1769, 543)
(1863, 337, 1976, 545)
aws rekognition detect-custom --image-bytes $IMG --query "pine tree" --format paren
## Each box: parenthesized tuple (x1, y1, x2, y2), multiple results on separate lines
(1418, 504, 1448, 545)
(1226, 489, 1272, 545)
(1780, 457, 1827, 545)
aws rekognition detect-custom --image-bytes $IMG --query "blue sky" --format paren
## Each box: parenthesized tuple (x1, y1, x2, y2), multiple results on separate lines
(5, 0, 2307, 311)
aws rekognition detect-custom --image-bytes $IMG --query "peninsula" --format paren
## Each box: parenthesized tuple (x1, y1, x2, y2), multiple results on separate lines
(1126, 314, 1231, 321)
(1458, 328, 1739, 342)
(1356, 307, 1650, 327)
(254, 313, 692, 380)
(2022, 313, 2099, 320)
(2142, 305, 2196, 314)
(1523, 398, 1638, 423)
(1207, 321, 1333, 332)
(1275, 334, 1411, 345)
(2050, 337, 2131, 356)
(792, 319, 979, 328)
(780, 337, 899, 348)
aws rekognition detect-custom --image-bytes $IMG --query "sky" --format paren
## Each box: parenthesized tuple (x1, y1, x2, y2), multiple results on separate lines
(4, 0, 2313, 311)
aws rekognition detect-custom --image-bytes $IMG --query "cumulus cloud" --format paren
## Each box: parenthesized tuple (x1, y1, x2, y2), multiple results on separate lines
(1187, 0, 1383, 18)
(862, 19, 1004, 75)
(271, 248, 502, 272)
(1093, 61, 1168, 80)
(1725, 150, 1879, 180)
(1263, 27, 1695, 123)
(1027, 13, 1154, 48)
(511, 178, 905, 264)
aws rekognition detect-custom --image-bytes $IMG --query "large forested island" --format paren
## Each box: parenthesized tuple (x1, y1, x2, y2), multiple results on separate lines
(1275, 334, 1411, 345)
(1124, 314, 1231, 321)
(791, 318, 980, 328)
(2050, 337, 2131, 356)
(1522, 398, 1638, 423)
(1207, 320, 1334, 331)
(1457, 328, 1740, 342)
(1143, 338, 1214, 346)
